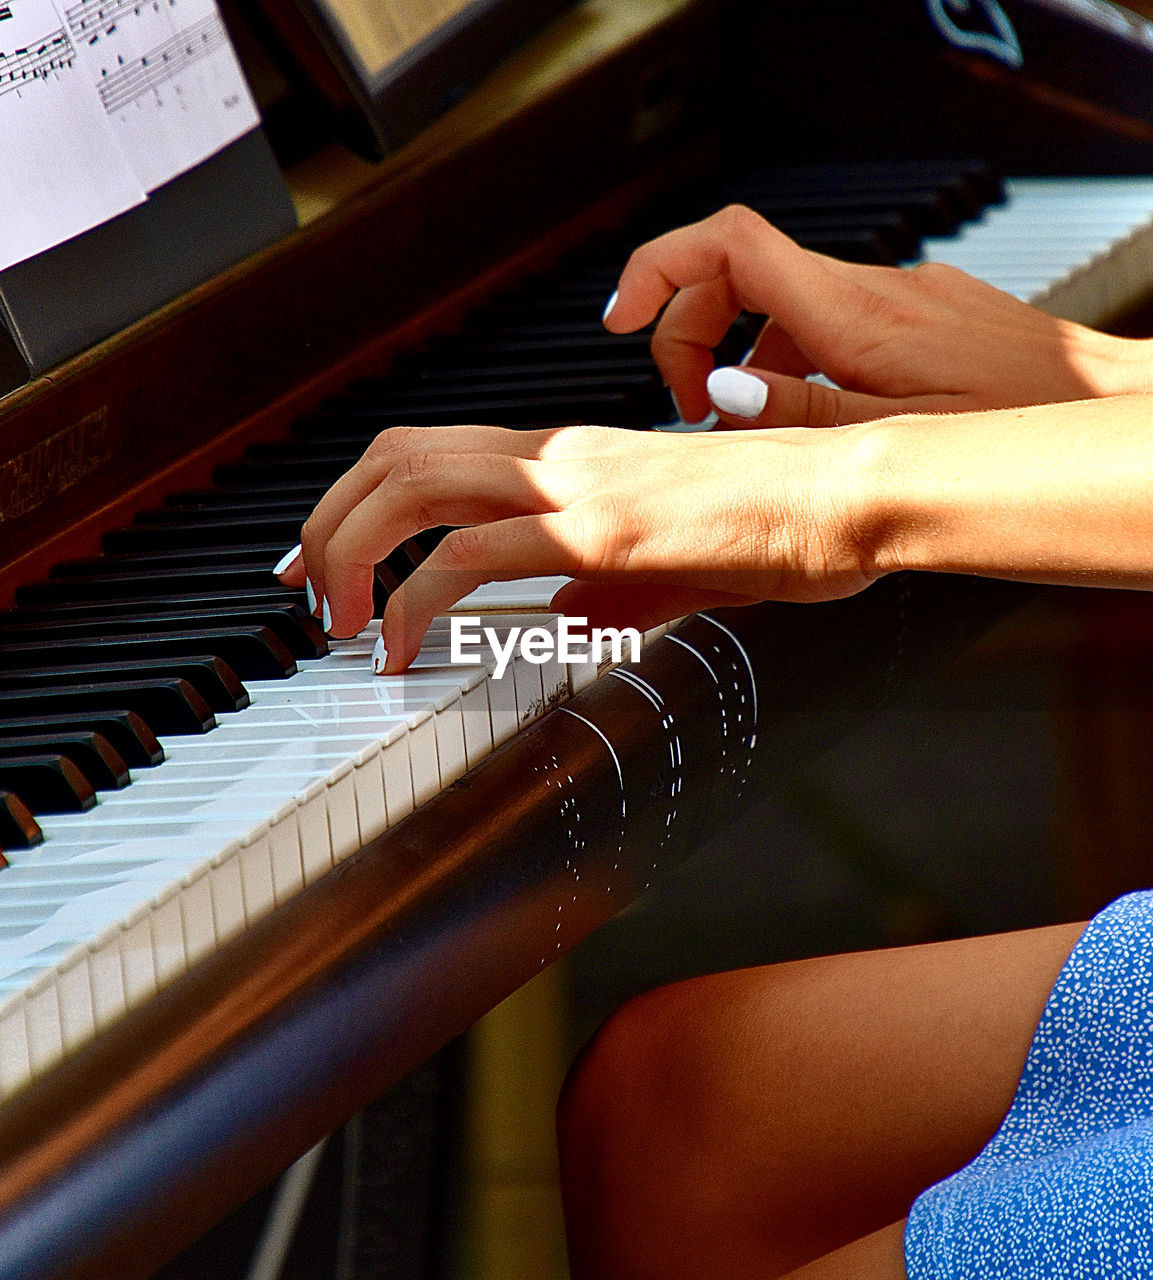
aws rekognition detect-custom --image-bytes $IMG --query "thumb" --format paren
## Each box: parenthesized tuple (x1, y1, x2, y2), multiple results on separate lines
(705, 366, 949, 428)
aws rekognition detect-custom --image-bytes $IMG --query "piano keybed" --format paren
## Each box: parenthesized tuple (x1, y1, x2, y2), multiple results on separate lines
(3, 159, 1153, 1104)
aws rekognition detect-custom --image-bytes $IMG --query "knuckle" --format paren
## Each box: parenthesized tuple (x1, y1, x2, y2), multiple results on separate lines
(363, 425, 420, 467)
(714, 203, 764, 240)
(436, 525, 487, 571)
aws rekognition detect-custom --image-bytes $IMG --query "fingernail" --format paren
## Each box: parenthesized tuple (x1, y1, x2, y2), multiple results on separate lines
(371, 635, 388, 675)
(273, 544, 301, 576)
(322, 595, 332, 633)
(739, 346, 756, 367)
(305, 578, 318, 614)
(707, 367, 768, 419)
(601, 289, 618, 323)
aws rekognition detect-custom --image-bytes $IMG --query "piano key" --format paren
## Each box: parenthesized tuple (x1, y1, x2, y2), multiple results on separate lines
(0, 757, 97, 815)
(0, 791, 38, 852)
(0, 656, 249, 716)
(0, 734, 130, 792)
(15, 566, 293, 607)
(0, 598, 322, 658)
(103, 517, 305, 555)
(0, 681, 215, 737)
(0, 712, 162, 769)
(0, 629, 295, 682)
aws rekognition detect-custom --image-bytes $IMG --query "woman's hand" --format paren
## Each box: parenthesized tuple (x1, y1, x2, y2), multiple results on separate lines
(277, 421, 889, 671)
(605, 205, 1153, 427)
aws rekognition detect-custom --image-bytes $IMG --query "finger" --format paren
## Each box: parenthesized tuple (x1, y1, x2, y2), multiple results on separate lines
(379, 512, 591, 671)
(606, 206, 868, 347)
(322, 452, 580, 638)
(300, 424, 555, 612)
(704, 365, 963, 428)
(649, 279, 740, 423)
(740, 318, 818, 379)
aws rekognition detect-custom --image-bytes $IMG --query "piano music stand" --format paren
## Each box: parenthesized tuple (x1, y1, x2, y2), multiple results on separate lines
(0, 127, 297, 395)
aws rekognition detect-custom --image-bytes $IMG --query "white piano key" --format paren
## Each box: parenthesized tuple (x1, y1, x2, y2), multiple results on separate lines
(180, 866, 217, 965)
(121, 907, 158, 1007)
(295, 780, 333, 880)
(150, 887, 188, 986)
(0, 1000, 32, 1096)
(432, 693, 468, 787)
(89, 928, 127, 1030)
(325, 761, 360, 861)
(381, 731, 414, 825)
(56, 953, 95, 1053)
(352, 743, 387, 845)
(210, 843, 248, 946)
(239, 825, 278, 918)
(268, 801, 306, 901)
(24, 976, 64, 1076)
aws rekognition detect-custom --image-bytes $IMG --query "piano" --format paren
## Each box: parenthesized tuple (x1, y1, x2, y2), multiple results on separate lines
(3, 0, 1153, 1275)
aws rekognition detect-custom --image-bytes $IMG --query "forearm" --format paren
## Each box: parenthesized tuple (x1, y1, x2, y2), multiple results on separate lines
(860, 394, 1153, 590)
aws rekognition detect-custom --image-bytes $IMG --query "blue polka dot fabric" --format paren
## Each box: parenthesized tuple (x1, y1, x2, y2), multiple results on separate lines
(905, 891, 1153, 1278)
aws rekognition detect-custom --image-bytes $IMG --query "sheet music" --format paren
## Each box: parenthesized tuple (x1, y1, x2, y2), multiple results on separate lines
(63, 0, 259, 191)
(0, 0, 144, 272)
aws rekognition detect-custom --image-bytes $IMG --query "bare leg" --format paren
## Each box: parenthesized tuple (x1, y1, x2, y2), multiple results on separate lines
(557, 922, 1086, 1280)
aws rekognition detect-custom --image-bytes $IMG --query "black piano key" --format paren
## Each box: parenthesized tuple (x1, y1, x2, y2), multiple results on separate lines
(0, 681, 215, 736)
(0, 656, 248, 714)
(165, 479, 330, 505)
(0, 732, 130, 790)
(0, 604, 326, 661)
(140, 498, 314, 522)
(51, 545, 286, 575)
(417, 331, 654, 364)
(302, 372, 664, 418)
(105, 516, 305, 555)
(0, 627, 295, 681)
(16, 566, 288, 606)
(212, 457, 351, 488)
(0, 755, 97, 814)
(0, 790, 39, 851)
(0, 712, 162, 768)
(347, 355, 661, 394)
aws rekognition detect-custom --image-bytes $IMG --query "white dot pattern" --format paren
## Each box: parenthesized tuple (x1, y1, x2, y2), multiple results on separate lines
(906, 892, 1153, 1278)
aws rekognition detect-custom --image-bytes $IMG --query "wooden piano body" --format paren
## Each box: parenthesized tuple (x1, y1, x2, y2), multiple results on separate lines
(1, 0, 1146, 1274)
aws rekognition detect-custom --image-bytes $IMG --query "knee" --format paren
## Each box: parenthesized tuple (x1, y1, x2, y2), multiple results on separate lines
(556, 976, 748, 1190)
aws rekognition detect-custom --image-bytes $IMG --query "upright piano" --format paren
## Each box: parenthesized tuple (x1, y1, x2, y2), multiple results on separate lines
(3, 0, 1153, 1275)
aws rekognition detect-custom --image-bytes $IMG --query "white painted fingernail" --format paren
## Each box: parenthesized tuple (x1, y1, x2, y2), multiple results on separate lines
(601, 289, 618, 323)
(322, 595, 332, 633)
(305, 578, 317, 614)
(739, 346, 756, 367)
(707, 367, 768, 419)
(371, 635, 388, 675)
(272, 544, 301, 576)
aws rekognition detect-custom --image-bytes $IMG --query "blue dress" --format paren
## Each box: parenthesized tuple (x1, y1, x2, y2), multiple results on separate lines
(905, 891, 1153, 1278)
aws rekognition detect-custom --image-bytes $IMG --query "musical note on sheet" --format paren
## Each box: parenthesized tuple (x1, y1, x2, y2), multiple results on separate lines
(64, 0, 173, 46)
(0, 5, 14, 20)
(0, 0, 145, 273)
(0, 25, 74, 95)
(69, 0, 259, 192)
(95, 12, 225, 112)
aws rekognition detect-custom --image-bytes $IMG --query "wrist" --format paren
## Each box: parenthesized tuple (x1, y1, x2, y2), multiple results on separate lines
(839, 417, 923, 580)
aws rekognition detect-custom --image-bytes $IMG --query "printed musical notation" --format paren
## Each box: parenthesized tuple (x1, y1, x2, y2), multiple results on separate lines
(64, 0, 172, 47)
(0, 6, 14, 21)
(96, 11, 224, 112)
(0, 26, 74, 96)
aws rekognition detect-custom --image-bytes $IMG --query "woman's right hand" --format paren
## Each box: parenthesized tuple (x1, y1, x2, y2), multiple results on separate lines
(603, 205, 1153, 427)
